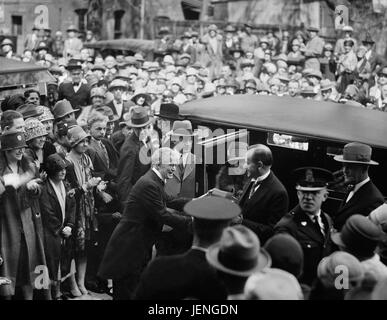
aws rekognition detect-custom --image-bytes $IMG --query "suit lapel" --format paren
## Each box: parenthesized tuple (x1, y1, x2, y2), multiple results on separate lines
(244, 172, 273, 210)
(339, 181, 371, 212)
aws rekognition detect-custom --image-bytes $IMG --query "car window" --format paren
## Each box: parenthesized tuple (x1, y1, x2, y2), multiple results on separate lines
(267, 132, 309, 151)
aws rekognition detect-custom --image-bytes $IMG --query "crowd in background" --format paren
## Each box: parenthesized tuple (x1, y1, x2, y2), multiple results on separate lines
(0, 22, 387, 301)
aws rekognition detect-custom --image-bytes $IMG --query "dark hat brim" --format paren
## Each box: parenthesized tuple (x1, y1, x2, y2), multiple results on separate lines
(206, 246, 271, 277)
(125, 117, 153, 128)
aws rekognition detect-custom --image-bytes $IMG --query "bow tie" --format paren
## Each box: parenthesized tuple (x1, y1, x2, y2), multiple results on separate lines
(73, 82, 80, 86)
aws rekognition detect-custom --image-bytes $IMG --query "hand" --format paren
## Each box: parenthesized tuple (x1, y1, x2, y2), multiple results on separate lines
(0, 277, 11, 286)
(40, 171, 48, 181)
(88, 177, 102, 189)
(67, 189, 76, 198)
(62, 226, 72, 238)
(162, 224, 173, 232)
(26, 179, 40, 192)
(231, 214, 243, 225)
(96, 181, 107, 192)
(99, 191, 113, 203)
(112, 212, 122, 220)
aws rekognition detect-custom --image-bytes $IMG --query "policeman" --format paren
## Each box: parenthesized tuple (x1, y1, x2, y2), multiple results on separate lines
(275, 167, 334, 286)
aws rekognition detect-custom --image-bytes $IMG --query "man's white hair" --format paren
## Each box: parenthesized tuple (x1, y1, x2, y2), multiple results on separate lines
(151, 147, 180, 166)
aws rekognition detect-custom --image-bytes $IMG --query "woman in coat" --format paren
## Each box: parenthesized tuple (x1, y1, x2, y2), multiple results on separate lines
(39, 154, 76, 299)
(0, 131, 48, 300)
(65, 126, 102, 295)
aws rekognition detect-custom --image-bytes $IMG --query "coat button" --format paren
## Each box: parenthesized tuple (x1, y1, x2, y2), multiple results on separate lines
(307, 244, 311, 248)
(35, 212, 41, 218)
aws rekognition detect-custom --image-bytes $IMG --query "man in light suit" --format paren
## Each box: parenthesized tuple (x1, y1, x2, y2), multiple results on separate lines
(63, 25, 83, 61)
(333, 142, 384, 231)
(165, 120, 197, 198)
(159, 120, 197, 256)
(238, 144, 289, 244)
(302, 26, 324, 71)
(98, 147, 192, 300)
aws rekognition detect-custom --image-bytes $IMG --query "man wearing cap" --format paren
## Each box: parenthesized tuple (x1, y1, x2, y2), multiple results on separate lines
(302, 27, 324, 71)
(238, 144, 289, 244)
(154, 27, 173, 55)
(223, 25, 239, 62)
(134, 197, 241, 300)
(240, 23, 258, 54)
(362, 32, 387, 75)
(275, 167, 334, 285)
(116, 107, 153, 206)
(337, 39, 357, 93)
(333, 142, 384, 230)
(58, 60, 91, 112)
(1, 38, 18, 59)
(334, 26, 358, 56)
(106, 79, 135, 123)
(98, 147, 191, 300)
(63, 25, 83, 60)
(206, 225, 271, 299)
(24, 26, 40, 52)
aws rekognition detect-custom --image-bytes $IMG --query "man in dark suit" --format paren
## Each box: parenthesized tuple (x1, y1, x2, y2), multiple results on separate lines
(362, 33, 387, 74)
(134, 196, 241, 300)
(85, 113, 120, 293)
(98, 147, 192, 300)
(116, 107, 153, 206)
(275, 167, 334, 286)
(238, 144, 289, 243)
(58, 60, 90, 112)
(333, 142, 384, 231)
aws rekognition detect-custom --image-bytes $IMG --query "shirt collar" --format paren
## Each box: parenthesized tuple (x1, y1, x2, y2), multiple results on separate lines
(152, 167, 165, 184)
(353, 177, 370, 193)
(307, 209, 321, 222)
(251, 170, 270, 184)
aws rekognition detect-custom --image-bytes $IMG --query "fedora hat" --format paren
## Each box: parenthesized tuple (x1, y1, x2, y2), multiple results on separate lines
(0, 131, 27, 151)
(362, 32, 375, 44)
(334, 142, 378, 165)
(66, 25, 78, 33)
(35, 42, 49, 52)
(67, 125, 90, 148)
(66, 59, 82, 70)
(307, 26, 319, 32)
(52, 99, 78, 119)
(91, 64, 106, 72)
(16, 103, 44, 120)
(225, 25, 236, 33)
(94, 106, 119, 123)
(108, 79, 128, 91)
(331, 214, 382, 258)
(184, 197, 240, 220)
(154, 103, 182, 120)
(170, 120, 197, 137)
(206, 225, 271, 277)
(24, 118, 47, 142)
(125, 106, 152, 128)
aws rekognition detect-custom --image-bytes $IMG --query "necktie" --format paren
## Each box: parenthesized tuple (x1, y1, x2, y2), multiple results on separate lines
(248, 180, 261, 199)
(179, 155, 185, 180)
(312, 215, 325, 236)
(345, 184, 355, 203)
(99, 141, 110, 168)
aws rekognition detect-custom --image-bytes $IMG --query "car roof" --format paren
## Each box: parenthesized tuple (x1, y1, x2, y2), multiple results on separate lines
(179, 95, 387, 149)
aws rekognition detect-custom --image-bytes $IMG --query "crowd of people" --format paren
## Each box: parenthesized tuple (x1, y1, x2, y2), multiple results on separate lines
(1, 23, 387, 110)
(0, 22, 387, 301)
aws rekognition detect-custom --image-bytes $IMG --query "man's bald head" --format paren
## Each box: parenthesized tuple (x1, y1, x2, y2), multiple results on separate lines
(247, 144, 273, 167)
(244, 144, 273, 178)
